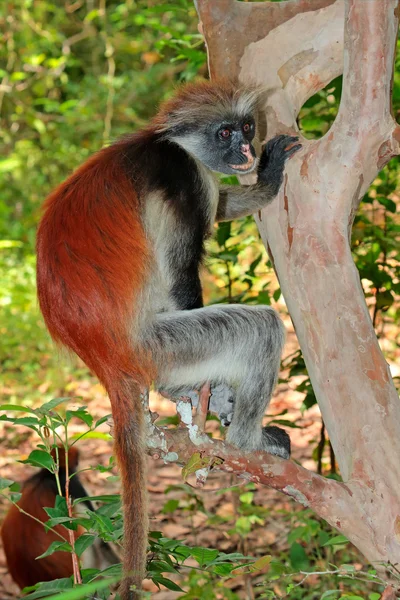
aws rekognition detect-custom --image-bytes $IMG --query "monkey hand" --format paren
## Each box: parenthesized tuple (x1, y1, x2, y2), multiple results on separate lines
(209, 383, 234, 426)
(257, 134, 302, 192)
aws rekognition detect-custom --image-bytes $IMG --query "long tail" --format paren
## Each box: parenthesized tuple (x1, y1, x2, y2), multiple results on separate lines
(110, 379, 148, 598)
(36, 143, 153, 599)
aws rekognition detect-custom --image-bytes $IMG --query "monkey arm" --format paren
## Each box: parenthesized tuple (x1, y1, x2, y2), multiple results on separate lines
(216, 182, 277, 222)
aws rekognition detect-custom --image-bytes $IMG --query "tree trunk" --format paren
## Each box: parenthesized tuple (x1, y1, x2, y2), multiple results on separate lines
(195, 0, 400, 568)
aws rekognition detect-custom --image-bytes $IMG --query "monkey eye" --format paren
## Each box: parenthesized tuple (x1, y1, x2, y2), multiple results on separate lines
(243, 122, 253, 133)
(219, 128, 232, 139)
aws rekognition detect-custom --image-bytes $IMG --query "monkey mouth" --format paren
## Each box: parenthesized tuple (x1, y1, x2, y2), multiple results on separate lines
(229, 156, 256, 172)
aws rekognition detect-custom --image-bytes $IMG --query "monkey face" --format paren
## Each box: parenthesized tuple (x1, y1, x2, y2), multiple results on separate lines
(169, 115, 258, 176)
(213, 116, 258, 175)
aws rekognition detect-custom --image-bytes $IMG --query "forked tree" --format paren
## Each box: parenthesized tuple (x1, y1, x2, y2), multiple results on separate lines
(147, 0, 400, 582)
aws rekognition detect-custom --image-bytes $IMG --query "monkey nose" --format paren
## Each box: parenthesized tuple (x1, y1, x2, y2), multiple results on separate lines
(241, 144, 252, 159)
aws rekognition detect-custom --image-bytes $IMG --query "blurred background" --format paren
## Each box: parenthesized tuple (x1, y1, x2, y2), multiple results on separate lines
(0, 1, 399, 598)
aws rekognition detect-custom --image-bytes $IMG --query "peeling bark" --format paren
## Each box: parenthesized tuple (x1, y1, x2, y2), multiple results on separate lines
(193, 0, 400, 572)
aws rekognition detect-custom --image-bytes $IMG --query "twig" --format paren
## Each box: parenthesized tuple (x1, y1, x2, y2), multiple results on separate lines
(99, 0, 115, 144)
(0, 492, 69, 543)
(63, 439, 82, 585)
(317, 421, 325, 475)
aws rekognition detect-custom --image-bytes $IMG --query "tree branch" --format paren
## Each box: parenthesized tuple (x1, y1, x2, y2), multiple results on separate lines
(146, 408, 354, 528)
(333, 0, 399, 148)
(326, 0, 400, 201)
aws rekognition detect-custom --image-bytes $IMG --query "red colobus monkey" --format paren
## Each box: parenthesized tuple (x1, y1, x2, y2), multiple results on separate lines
(1, 447, 117, 590)
(36, 80, 301, 598)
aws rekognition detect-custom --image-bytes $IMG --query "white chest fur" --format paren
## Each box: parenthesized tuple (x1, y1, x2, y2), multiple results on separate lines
(196, 161, 219, 233)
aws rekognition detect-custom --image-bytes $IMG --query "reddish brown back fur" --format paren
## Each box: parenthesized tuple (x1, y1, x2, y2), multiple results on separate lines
(1, 478, 82, 589)
(37, 141, 153, 387)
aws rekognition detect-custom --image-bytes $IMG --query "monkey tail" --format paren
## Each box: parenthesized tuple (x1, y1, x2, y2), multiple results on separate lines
(108, 378, 148, 599)
(36, 145, 154, 599)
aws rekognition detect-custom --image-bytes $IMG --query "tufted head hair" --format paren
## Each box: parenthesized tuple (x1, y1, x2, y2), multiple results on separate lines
(153, 79, 261, 134)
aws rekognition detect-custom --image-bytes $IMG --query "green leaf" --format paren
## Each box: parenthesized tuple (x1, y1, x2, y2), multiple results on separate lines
(289, 542, 310, 571)
(322, 535, 349, 547)
(74, 494, 120, 504)
(216, 221, 232, 246)
(339, 564, 356, 573)
(22, 450, 55, 471)
(0, 157, 21, 173)
(213, 563, 236, 576)
(0, 404, 35, 413)
(256, 291, 271, 305)
(0, 477, 15, 490)
(189, 547, 219, 566)
(66, 409, 93, 427)
(71, 431, 111, 441)
(11, 71, 28, 81)
(152, 575, 184, 592)
(23, 575, 120, 600)
(74, 534, 96, 557)
(239, 491, 254, 505)
(287, 526, 308, 545)
(37, 398, 69, 414)
(0, 240, 24, 248)
(14, 416, 41, 427)
(376, 289, 394, 311)
(23, 579, 73, 599)
(162, 499, 180, 514)
(148, 560, 179, 575)
(94, 415, 112, 428)
(33, 119, 46, 134)
(234, 516, 252, 536)
(44, 516, 79, 531)
(377, 197, 397, 212)
(273, 288, 281, 301)
(36, 540, 72, 559)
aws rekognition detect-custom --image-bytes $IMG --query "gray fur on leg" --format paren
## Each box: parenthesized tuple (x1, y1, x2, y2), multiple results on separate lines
(145, 304, 290, 459)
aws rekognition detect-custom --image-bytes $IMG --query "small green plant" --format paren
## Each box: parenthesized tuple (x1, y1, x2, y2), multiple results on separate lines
(0, 401, 265, 599)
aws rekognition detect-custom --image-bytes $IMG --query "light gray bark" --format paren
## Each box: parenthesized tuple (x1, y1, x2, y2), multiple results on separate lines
(192, 0, 400, 569)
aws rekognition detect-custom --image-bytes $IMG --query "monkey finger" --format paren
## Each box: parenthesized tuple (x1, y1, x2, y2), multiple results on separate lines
(284, 143, 302, 159)
(264, 134, 287, 153)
